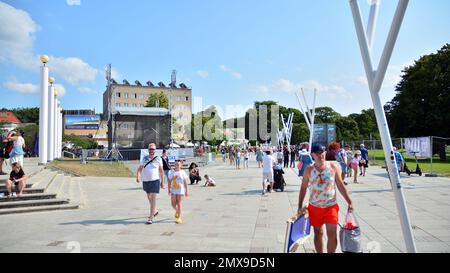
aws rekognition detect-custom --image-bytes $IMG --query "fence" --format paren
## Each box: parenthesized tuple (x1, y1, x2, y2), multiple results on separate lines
(341, 136, 449, 176)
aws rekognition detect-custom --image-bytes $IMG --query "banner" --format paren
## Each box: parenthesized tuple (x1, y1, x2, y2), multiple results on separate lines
(404, 137, 431, 158)
(65, 115, 100, 130)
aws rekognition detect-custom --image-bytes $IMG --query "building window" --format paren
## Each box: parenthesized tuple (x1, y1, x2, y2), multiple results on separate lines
(123, 124, 128, 129)
(116, 103, 121, 107)
(124, 103, 129, 107)
(124, 93, 128, 99)
(185, 96, 189, 102)
(115, 92, 121, 98)
(177, 96, 181, 102)
(184, 105, 188, 110)
(140, 94, 144, 99)
(134, 93, 138, 99)
(132, 103, 137, 107)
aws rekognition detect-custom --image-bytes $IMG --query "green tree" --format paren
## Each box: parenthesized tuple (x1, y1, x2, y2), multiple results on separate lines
(63, 135, 98, 149)
(386, 44, 450, 138)
(145, 92, 169, 109)
(335, 116, 360, 142)
(314, 107, 341, 124)
(291, 123, 310, 144)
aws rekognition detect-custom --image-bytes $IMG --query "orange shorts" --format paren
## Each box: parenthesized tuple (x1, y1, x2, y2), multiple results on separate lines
(308, 204, 339, 227)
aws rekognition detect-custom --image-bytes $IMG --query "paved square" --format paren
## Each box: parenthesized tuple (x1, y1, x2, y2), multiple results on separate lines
(0, 159, 449, 253)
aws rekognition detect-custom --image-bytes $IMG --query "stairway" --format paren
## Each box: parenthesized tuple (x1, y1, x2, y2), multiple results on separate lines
(0, 168, 80, 215)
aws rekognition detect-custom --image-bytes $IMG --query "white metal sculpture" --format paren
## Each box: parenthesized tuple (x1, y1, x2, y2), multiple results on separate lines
(349, 0, 417, 252)
(279, 113, 294, 151)
(295, 88, 317, 154)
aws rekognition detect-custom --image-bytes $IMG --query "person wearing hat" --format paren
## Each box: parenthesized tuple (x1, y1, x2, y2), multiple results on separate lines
(297, 143, 354, 253)
(359, 144, 369, 176)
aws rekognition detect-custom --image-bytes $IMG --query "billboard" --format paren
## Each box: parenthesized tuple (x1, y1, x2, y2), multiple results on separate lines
(313, 123, 336, 146)
(65, 115, 100, 130)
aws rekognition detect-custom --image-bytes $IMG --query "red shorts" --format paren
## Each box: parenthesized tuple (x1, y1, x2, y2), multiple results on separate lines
(308, 204, 339, 227)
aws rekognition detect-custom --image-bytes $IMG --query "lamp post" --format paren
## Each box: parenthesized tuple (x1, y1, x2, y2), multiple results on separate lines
(53, 89, 59, 159)
(48, 77, 55, 162)
(39, 55, 49, 165)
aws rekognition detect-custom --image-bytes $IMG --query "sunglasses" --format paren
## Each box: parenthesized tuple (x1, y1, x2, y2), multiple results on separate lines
(148, 148, 156, 151)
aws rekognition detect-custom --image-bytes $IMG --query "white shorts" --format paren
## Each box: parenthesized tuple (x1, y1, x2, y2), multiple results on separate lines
(10, 155, 24, 167)
(262, 172, 274, 182)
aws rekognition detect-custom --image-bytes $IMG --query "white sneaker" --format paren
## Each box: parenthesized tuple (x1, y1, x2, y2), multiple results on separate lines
(270, 190, 274, 193)
(12, 192, 17, 197)
(0, 193, 4, 198)
(262, 190, 266, 195)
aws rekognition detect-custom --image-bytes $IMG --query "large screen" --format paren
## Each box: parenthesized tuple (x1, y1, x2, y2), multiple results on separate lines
(65, 115, 100, 130)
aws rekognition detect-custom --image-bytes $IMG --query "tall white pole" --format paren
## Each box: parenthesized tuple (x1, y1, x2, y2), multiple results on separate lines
(367, 0, 380, 51)
(308, 89, 317, 154)
(58, 104, 63, 158)
(53, 97, 58, 159)
(350, 0, 416, 253)
(47, 81, 55, 162)
(39, 56, 49, 165)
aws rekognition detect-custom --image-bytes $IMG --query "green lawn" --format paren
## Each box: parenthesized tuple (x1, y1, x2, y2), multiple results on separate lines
(51, 159, 134, 177)
(368, 149, 450, 177)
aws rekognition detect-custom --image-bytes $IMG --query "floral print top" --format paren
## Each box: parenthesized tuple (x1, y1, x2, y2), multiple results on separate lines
(308, 162, 337, 208)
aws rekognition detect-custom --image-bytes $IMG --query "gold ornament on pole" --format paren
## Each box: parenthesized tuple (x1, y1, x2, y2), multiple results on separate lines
(40, 55, 49, 64)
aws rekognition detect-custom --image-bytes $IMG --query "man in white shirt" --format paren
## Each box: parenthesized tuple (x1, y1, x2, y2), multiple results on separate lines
(136, 143, 165, 225)
(261, 149, 276, 195)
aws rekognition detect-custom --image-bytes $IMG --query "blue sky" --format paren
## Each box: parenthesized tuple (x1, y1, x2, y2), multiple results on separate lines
(1, 0, 449, 119)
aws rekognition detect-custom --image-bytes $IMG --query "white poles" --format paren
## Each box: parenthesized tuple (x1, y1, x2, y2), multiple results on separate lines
(57, 103, 63, 159)
(280, 113, 294, 151)
(349, 0, 417, 253)
(53, 96, 59, 159)
(295, 88, 317, 154)
(39, 55, 49, 165)
(48, 79, 55, 162)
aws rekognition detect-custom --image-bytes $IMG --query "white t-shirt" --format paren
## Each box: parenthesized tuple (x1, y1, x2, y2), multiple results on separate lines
(140, 155, 162, 182)
(206, 177, 216, 185)
(168, 169, 188, 195)
(262, 154, 276, 173)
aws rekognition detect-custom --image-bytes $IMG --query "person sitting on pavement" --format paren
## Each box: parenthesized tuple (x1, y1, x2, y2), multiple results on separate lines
(203, 174, 216, 187)
(4, 162, 27, 197)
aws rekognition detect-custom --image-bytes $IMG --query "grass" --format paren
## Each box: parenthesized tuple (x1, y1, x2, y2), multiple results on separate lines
(369, 149, 450, 177)
(51, 159, 134, 177)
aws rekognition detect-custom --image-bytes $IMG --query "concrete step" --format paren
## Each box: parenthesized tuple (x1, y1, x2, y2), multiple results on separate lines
(69, 177, 85, 208)
(30, 169, 59, 190)
(0, 198, 69, 210)
(0, 204, 79, 215)
(0, 193, 57, 203)
(58, 175, 71, 200)
(45, 173, 65, 194)
(2, 188, 45, 194)
(0, 183, 34, 190)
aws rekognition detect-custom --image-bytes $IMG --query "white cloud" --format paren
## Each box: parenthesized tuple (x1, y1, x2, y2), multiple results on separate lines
(53, 84, 67, 97)
(254, 79, 352, 100)
(110, 67, 121, 81)
(3, 81, 39, 94)
(78, 87, 96, 93)
(197, 70, 209, 78)
(219, 65, 231, 72)
(66, 0, 81, 6)
(219, 65, 242, 80)
(0, 2, 40, 69)
(231, 72, 242, 79)
(50, 56, 99, 85)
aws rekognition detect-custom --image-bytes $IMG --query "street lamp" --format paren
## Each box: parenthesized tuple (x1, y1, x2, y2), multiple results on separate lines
(39, 55, 49, 165)
(48, 76, 55, 162)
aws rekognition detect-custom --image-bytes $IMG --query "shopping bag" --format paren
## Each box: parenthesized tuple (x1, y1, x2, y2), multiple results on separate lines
(284, 211, 311, 253)
(339, 211, 362, 253)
